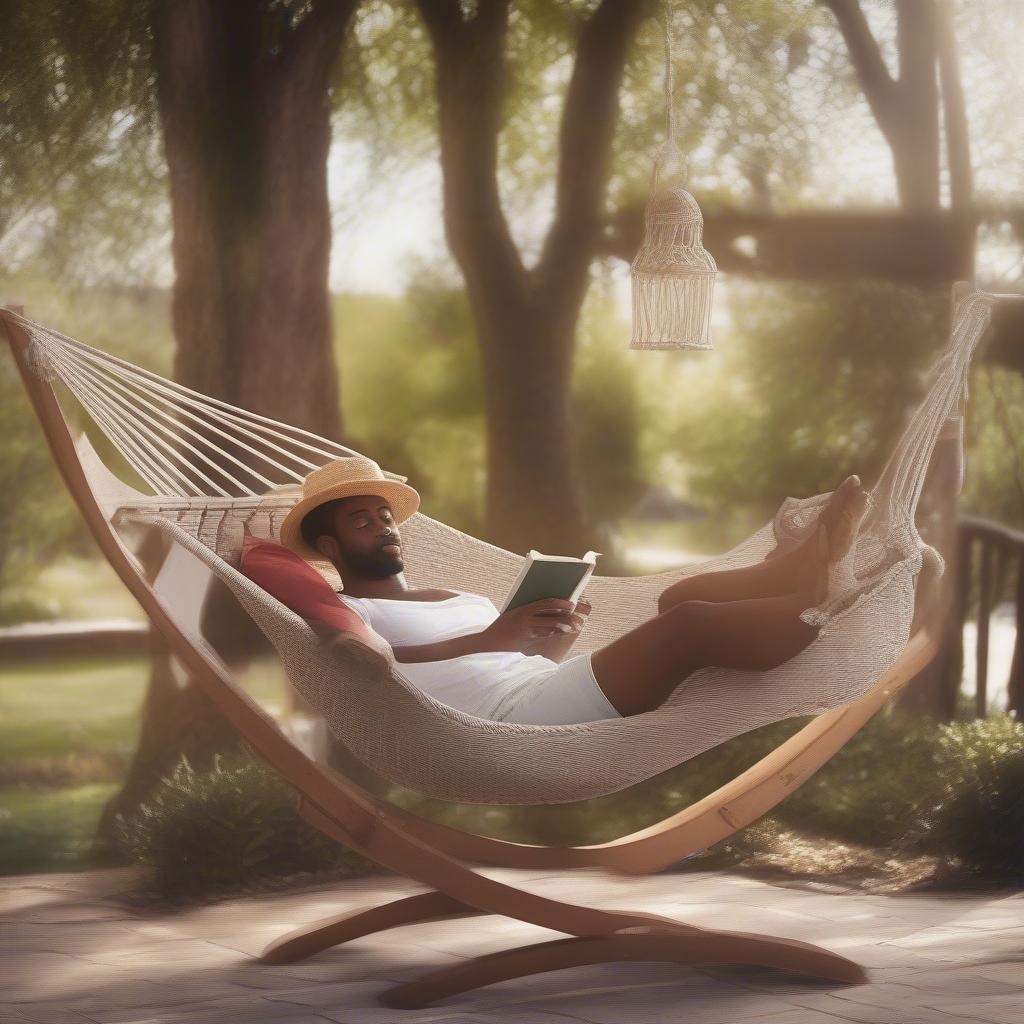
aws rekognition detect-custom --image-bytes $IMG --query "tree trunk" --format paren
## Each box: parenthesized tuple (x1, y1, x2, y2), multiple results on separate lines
(821, 0, 941, 211)
(479, 314, 591, 556)
(889, 0, 940, 211)
(155, 0, 348, 434)
(895, 434, 965, 720)
(96, 0, 356, 852)
(416, 0, 647, 555)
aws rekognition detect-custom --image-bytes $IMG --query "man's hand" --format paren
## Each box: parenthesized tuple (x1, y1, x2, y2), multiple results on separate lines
(519, 598, 592, 662)
(467, 597, 580, 656)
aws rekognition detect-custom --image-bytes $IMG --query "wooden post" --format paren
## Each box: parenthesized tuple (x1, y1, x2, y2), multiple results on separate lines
(939, 526, 972, 718)
(897, 283, 975, 721)
(1009, 552, 1024, 719)
(975, 539, 993, 718)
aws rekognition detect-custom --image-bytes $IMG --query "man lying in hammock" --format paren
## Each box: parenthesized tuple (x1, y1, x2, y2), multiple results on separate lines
(267, 457, 869, 727)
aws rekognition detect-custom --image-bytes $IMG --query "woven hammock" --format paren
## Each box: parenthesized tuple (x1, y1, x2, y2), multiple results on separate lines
(5, 285, 997, 806)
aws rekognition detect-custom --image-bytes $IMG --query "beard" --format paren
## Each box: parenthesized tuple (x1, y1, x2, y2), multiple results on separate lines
(341, 546, 403, 578)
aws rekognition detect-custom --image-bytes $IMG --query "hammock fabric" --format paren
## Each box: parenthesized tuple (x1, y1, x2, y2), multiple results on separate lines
(5, 286, 997, 806)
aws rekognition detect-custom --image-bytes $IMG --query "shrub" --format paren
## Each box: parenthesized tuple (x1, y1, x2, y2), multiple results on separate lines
(773, 708, 949, 847)
(114, 747, 379, 905)
(898, 715, 1024, 885)
(642, 708, 1023, 886)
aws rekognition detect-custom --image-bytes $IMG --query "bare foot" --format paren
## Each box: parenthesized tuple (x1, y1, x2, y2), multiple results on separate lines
(812, 477, 870, 602)
(776, 476, 867, 597)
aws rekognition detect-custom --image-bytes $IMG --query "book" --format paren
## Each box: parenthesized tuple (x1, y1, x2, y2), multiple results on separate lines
(499, 549, 602, 613)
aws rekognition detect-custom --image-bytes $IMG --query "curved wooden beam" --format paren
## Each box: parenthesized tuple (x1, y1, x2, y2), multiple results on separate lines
(260, 891, 483, 965)
(380, 927, 868, 1009)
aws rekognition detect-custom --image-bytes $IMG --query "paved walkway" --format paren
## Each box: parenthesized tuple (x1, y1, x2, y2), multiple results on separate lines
(2, 865, 1021, 1023)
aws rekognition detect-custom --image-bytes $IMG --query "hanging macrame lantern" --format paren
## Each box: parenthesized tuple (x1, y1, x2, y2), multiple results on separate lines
(630, 2, 717, 351)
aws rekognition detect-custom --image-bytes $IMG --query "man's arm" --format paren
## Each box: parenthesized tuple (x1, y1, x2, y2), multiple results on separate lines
(392, 632, 487, 664)
(392, 598, 586, 664)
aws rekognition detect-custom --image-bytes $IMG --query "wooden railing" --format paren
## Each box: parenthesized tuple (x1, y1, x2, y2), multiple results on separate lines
(0, 619, 150, 661)
(947, 515, 1024, 718)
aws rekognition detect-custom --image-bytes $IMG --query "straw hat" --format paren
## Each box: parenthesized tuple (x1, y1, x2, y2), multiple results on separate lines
(279, 457, 420, 569)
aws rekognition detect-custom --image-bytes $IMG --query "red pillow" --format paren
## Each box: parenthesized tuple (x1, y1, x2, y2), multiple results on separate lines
(239, 536, 373, 642)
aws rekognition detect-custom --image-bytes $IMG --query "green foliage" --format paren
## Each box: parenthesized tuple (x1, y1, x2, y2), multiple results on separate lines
(0, 782, 122, 876)
(962, 365, 1024, 530)
(612, 0, 829, 214)
(333, 267, 487, 536)
(778, 710, 949, 846)
(0, 271, 177, 605)
(0, 347, 79, 595)
(333, 266, 659, 539)
(900, 715, 1024, 884)
(114, 748, 379, 905)
(572, 288, 651, 527)
(0, 0, 164, 285)
(700, 711, 1024, 884)
(671, 279, 949, 516)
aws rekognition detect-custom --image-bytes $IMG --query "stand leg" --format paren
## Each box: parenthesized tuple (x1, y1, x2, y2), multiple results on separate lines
(260, 891, 485, 964)
(379, 924, 868, 1009)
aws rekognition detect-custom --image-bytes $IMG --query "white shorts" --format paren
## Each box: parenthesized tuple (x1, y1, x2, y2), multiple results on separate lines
(489, 651, 622, 725)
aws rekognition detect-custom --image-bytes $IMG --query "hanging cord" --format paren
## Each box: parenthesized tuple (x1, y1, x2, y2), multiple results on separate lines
(663, 0, 675, 149)
(653, 0, 686, 193)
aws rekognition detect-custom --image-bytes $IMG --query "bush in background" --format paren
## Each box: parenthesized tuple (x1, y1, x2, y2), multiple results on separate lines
(111, 710, 1022, 902)
(898, 714, 1024, 885)
(707, 711, 1024, 885)
(114, 747, 380, 905)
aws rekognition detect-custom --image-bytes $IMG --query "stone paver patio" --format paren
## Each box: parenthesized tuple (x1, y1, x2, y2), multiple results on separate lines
(2, 865, 1021, 1023)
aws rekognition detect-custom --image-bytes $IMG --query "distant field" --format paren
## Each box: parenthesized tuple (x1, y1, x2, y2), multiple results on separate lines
(0, 783, 120, 874)
(0, 653, 289, 876)
(0, 657, 148, 763)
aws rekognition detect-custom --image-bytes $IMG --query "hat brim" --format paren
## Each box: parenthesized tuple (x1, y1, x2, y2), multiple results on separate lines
(279, 480, 420, 573)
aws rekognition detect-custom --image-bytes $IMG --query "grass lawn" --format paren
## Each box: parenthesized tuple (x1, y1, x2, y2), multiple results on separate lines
(0, 783, 121, 874)
(0, 652, 289, 876)
(0, 657, 148, 763)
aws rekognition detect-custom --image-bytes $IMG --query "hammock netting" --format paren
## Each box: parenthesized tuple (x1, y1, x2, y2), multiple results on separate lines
(6, 286, 997, 805)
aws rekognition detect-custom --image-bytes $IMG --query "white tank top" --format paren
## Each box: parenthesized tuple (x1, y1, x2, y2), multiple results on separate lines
(336, 589, 558, 720)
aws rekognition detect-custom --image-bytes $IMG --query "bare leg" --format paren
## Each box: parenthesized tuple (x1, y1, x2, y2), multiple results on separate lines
(656, 543, 816, 611)
(657, 475, 869, 612)
(592, 590, 820, 717)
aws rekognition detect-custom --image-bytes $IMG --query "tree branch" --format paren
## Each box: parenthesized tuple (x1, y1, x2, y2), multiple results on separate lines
(414, 0, 463, 44)
(534, 0, 651, 314)
(600, 202, 978, 284)
(819, 0, 899, 141)
(935, 0, 971, 213)
(285, 0, 360, 91)
(413, 0, 528, 313)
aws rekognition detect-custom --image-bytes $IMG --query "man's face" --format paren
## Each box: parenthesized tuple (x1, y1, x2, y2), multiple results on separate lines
(314, 494, 403, 579)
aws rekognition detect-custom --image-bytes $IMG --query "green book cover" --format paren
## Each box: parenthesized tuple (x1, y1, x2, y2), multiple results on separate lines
(501, 550, 601, 612)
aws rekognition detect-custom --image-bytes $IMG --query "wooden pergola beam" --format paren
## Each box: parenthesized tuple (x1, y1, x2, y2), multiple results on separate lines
(604, 205, 1024, 283)
(602, 206, 981, 285)
(602, 204, 1024, 360)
